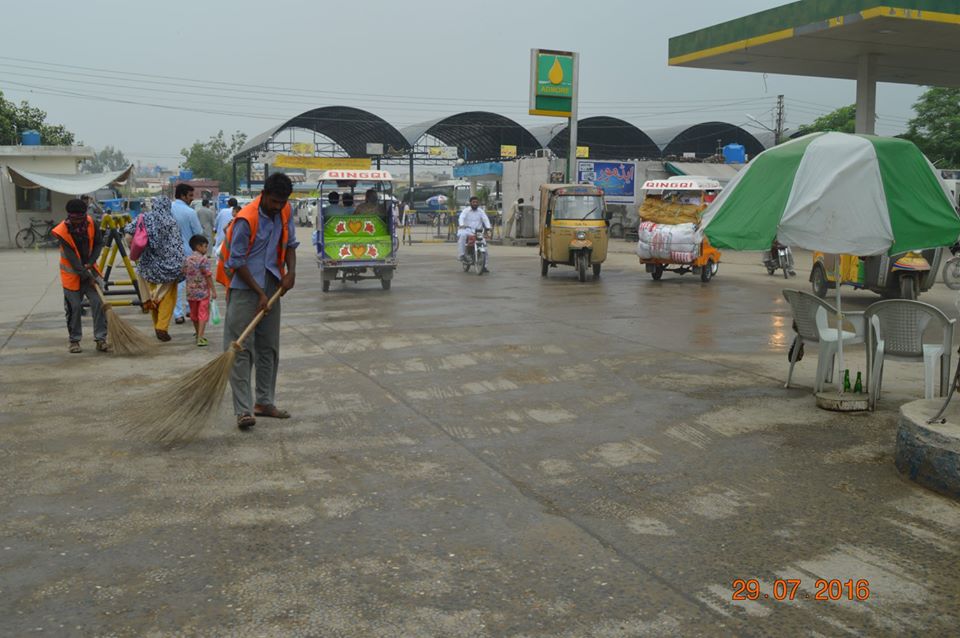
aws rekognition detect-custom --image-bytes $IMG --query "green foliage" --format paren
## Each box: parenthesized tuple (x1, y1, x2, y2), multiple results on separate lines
(796, 104, 856, 136)
(83, 146, 129, 172)
(0, 90, 76, 145)
(904, 87, 960, 166)
(180, 130, 247, 192)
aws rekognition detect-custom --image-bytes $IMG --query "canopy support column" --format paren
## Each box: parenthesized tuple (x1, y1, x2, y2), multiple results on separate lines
(855, 53, 877, 135)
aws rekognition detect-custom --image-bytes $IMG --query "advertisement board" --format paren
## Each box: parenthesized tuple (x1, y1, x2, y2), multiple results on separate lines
(428, 146, 459, 160)
(576, 161, 637, 204)
(529, 49, 577, 117)
(274, 156, 371, 170)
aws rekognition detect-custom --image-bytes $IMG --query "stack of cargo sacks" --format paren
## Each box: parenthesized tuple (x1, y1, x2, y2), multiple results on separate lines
(636, 221, 701, 262)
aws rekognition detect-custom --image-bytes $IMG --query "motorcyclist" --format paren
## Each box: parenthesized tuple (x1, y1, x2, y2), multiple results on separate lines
(457, 196, 491, 272)
(768, 238, 796, 276)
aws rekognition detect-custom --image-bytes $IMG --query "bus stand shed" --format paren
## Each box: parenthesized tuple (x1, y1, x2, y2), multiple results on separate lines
(668, 2, 960, 134)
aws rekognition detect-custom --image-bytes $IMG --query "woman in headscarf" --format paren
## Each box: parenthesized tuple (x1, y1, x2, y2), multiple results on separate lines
(125, 197, 185, 341)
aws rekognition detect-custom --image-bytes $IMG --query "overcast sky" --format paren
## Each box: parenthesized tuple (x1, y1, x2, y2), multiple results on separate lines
(0, 0, 922, 166)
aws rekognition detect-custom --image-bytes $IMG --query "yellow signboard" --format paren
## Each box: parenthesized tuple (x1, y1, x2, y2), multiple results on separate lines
(290, 142, 315, 155)
(576, 146, 589, 158)
(500, 145, 517, 158)
(273, 156, 372, 170)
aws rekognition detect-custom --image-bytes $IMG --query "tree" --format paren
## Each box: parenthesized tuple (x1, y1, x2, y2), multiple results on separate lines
(181, 130, 247, 193)
(795, 104, 856, 136)
(903, 87, 960, 166)
(83, 146, 130, 173)
(0, 91, 76, 145)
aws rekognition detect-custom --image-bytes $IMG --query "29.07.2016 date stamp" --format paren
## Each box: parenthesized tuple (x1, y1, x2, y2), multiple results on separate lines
(732, 579, 870, 601)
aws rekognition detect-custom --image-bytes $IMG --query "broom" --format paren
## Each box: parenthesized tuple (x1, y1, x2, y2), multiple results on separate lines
(92, 281, 154, 355)
(125, 288, 284, 446)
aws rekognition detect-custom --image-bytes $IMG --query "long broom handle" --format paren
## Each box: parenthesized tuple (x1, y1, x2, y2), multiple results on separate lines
(233, 288, 285, 349)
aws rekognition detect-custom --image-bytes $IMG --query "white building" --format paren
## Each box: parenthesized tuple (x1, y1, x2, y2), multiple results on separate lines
(0, 145, 130, 248)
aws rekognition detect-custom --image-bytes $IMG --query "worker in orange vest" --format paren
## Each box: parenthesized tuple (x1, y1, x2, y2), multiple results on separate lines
(218, 173, 298, 431)
(51, 199, 107, 353)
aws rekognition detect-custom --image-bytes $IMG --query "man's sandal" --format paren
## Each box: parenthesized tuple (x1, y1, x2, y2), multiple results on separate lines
(69, 342, 82, 354)
(237, 414, 256, 430)
(254, 404, 291, 419)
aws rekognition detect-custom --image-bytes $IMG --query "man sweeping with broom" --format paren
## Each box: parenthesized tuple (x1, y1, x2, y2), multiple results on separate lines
(218, 173, 298, 431)
(53, 199, 107, 353)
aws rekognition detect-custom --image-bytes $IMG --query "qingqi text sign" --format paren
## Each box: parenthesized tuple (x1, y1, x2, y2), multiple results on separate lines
(529, 48, 578, 117)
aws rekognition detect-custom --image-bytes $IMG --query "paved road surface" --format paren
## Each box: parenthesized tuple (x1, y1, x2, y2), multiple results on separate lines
(1, 244, 958, 636)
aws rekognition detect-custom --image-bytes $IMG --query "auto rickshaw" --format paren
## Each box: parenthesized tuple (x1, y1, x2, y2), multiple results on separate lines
(314, 169, 398, 291)
(810, 250, 943, 300)
(538, 183, 609, 281)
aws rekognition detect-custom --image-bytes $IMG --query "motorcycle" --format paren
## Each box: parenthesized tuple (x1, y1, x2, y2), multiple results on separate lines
(764, 242, 795, 279)
(462, 227, 489, 275)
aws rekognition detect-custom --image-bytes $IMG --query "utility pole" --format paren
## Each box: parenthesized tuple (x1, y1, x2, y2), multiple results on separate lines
(775, 94, 785, 145)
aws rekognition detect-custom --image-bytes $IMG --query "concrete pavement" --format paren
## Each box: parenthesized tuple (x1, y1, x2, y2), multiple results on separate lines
(1, 243, 958, 636)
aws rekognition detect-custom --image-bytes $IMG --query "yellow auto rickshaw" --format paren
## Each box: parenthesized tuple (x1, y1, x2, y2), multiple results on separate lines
(539, 183, 609, 281)
(810, 250, 942, 300)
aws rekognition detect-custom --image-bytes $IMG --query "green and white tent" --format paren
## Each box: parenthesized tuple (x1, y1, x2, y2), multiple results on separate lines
(702, 132, 960, 256)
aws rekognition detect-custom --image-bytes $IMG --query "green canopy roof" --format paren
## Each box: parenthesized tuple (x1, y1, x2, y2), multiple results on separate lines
(670, 2, 960, 87)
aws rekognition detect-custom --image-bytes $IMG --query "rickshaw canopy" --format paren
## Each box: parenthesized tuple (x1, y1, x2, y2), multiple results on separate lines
(641, 176, 721, 192)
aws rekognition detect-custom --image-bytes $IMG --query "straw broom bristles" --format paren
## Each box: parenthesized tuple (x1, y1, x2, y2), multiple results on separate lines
(125, 288, 284, 447)
(125, 345, 237, 446)
(93, 283, 154, 355)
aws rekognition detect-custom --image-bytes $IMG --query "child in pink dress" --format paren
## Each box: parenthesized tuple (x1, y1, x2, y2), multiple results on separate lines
(184, 234, 217, 346)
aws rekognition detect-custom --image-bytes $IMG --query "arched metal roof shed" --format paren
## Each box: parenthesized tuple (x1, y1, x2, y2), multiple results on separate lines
(235, 106, 408, 160)
(648, 122, 765, 159)
(534, 116, 662, 159)
(400, 111, 541, 161)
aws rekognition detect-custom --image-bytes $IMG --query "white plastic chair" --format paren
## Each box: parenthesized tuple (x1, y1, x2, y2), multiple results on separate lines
(863, 300, 955, 410)
(782, 290, 866, 392)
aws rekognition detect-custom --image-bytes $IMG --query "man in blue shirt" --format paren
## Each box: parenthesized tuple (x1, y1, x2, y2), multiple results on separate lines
(215, 197, 238, 253)
(171, 183, 202, 324)
(223, 173, 298, 430)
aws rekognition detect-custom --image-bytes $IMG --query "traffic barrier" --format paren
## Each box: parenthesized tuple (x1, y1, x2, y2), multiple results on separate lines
(96, 214, 143, 307)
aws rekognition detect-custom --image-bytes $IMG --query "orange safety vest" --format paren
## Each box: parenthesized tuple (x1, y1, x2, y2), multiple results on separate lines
(216, 195, 291, 286)
(51, 217, 101, 291)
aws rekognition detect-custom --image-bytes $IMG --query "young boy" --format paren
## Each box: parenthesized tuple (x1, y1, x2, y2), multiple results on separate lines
(52, 199, 107, 353)
(184, 234, 216, 346)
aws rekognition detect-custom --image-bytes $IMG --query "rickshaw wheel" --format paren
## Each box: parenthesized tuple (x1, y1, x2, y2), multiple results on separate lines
(541, 258, 549, 277)
(899, 275, 918, 300)
(651, 265, 664, 281)
(593, 263, 601, 278)
(811, 263, 828, 298)
(700, 259, 715, 282)
(577, 254, 587, 282)
(322, 280, 330, 292)
(381, 279, 392, 290)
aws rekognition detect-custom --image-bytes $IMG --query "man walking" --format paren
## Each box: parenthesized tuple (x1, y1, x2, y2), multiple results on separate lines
(196, 198, 216, 253)
(215, 197, 238, 253)
(52, 199, 107, 353)
(218, 173, 298, 431)
(504, 197, 524, 240)
(170, 183, 202, 324)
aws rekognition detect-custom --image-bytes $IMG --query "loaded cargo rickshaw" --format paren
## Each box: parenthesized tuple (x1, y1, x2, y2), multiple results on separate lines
(314, 169, 399, 291)
(635, 176, 722, 282)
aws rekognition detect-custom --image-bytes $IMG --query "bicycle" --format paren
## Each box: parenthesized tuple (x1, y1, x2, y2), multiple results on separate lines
(15, 218, 57, 249)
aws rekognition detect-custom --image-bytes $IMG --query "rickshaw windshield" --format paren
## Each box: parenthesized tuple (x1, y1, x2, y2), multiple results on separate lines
(553, 195, 604, 220)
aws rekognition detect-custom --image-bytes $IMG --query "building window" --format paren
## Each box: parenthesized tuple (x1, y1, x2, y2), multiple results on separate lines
(15, 186, 52, 212)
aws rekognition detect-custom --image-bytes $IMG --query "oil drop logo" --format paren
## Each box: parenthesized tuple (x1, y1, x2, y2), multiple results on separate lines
(548, 57, 564, 85)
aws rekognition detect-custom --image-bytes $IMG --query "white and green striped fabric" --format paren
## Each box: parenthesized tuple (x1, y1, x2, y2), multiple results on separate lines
(702, 132, 960, 256)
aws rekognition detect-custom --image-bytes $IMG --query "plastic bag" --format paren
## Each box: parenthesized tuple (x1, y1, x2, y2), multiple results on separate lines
(210, 299, 222, 325)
